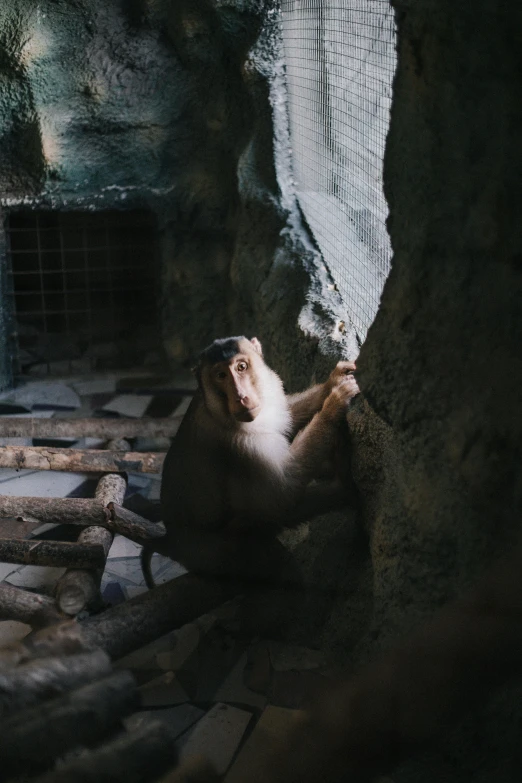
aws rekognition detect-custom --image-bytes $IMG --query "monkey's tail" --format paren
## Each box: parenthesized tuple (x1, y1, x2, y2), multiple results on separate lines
(140, 546, 156, 590)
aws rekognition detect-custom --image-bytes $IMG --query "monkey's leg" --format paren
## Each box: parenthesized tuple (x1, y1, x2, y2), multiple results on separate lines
(155, 529, 329, 642)
(286, 377, 358, 488)
(166, 527, 300, 585)
(271, 482, 353, 531)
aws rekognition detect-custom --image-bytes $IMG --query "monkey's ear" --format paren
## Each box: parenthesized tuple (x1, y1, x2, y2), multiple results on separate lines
(250, 337, 263, 355)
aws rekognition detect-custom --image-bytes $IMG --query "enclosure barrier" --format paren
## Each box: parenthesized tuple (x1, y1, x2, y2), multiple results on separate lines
(280, 0, 396, 340)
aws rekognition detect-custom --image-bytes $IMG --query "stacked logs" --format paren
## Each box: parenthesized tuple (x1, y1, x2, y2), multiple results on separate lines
(0, 416, 172, 621)
(0, 415, 230, 782)
(0, 473, 166, 619)
(0, 620, 219, 783)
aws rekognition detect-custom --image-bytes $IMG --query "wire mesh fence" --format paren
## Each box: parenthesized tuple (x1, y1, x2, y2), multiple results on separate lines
(6, 211, 159, 373)
(280, 0, 396, 341)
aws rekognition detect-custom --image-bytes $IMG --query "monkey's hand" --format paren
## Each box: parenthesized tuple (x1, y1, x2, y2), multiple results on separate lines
(322, 375, 360, 420)
(327, 361, 357, 394)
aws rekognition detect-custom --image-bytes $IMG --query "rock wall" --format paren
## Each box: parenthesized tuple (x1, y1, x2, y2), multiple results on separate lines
(0, 0, 357, 382)
(341, 1, 522, 779)
(231, 0, 522, 777)
(0, 0, 296, 378)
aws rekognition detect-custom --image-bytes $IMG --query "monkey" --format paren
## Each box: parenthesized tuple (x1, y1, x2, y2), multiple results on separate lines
(141, 336, 359, 588)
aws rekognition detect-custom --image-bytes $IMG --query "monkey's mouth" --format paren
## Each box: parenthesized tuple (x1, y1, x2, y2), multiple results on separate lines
(233, 405, 260, 422)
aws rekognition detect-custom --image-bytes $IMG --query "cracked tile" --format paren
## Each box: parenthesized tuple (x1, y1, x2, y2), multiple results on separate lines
(0, 562, 21, 582)
(107, 536, 142, 559)
(102, 395, 153, 418)
(0, 620, 31, 648)
(178, 703, 253, 775)
(71, 376, 117, 396)
(0, 470, 91, 498)
(214, 653, 267, 710)
(6, 565, 66, 592)
(3, 382, 81, 411)
(125, 704, 204, 739)
(225, 707, 300, 783)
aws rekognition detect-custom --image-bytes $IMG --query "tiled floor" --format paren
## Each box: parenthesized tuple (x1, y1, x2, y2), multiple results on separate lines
(0, 369, 193, 600)
(0, 370, 330, 776)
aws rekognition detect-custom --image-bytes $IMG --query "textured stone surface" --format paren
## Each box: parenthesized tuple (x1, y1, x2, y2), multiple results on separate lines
(343, 2, 522, 780)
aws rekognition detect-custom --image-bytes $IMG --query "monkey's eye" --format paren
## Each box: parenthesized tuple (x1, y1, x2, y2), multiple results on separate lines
(237, 361, 248, 372)
(216, 371, 227, 380)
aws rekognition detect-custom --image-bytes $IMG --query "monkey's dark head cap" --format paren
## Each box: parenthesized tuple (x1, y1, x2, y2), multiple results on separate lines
(198, 336, 244, 366)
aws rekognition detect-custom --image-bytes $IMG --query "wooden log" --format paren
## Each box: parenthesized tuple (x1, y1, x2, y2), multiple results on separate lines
(0, 538, 107, 568)
(109, 504, 166, 542)
(0, 670, 139, 778)
(81, 573, 240, 660)
(0, 445, 165, 474)
(56, 475, 127, 616)
(15, 620, 96, 662)
(0, 496, 109, 526)
(0, 417, 181, 439)
(32, 719, 179, 783)
(0, 621, 97, 671)
(0, 583, 63, 628)
(95, 473, 128, 509)
(0, 496, 165, 540)
(55, 570, 102, 616)
(0, 648, 111, 717)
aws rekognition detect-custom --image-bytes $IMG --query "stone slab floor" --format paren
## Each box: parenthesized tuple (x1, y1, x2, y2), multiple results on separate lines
(0, 370, 329, 776)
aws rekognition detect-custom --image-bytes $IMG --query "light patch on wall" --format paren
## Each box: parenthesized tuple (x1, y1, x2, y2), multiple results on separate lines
(20, 26, 52, 67)
(40, 124, 61, 167)
(38, 109, 74, 167)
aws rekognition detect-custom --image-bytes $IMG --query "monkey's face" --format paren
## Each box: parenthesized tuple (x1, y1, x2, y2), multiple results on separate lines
(199, 338, 265, 425)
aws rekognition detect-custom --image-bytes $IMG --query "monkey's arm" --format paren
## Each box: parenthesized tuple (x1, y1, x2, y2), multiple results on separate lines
(286, 384, 329, 435)
(288, 377, 358, 487)
(227, 377, 359, 533)
(287, 361, 356, 436)
(227, 481, 352, 535)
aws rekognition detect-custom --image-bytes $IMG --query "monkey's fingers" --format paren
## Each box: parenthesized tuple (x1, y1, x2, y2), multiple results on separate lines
(329, 362, 357, 388)
(338, 375, 360, 398)
(323, 378, 360, 419)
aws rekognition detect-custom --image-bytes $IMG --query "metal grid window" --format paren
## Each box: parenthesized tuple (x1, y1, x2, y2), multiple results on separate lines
(280, 0, 396, 341)
(6, 211, 159, 372)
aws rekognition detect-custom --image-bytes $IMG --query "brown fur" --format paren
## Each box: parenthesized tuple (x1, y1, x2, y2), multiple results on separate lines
(141, 336, 359, 586)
